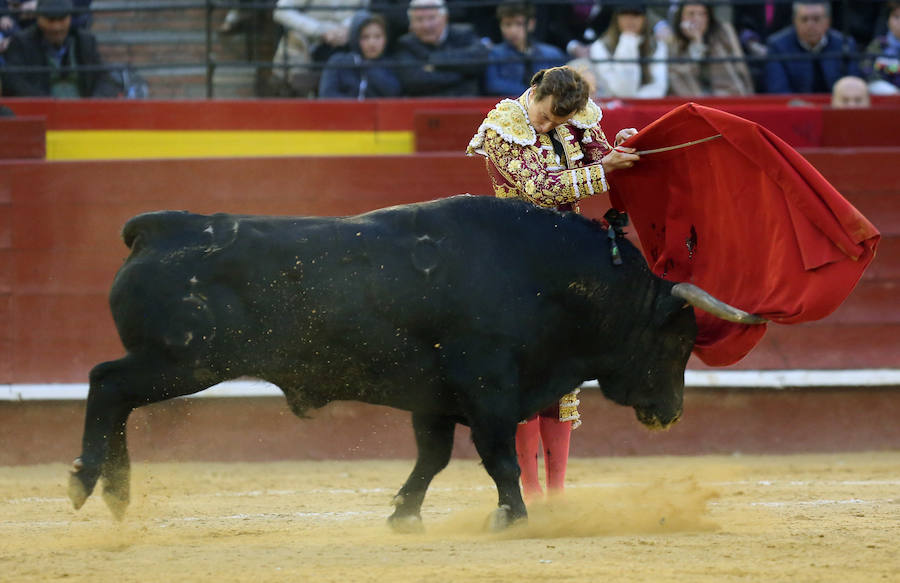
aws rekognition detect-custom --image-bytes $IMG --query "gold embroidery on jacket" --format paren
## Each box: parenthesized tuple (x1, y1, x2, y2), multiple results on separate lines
(482, 130, 608, 206)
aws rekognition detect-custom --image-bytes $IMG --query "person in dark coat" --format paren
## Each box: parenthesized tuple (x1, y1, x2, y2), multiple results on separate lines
(394, 0, 489, 97)
(1, 0, 117, 97)
(318, 11, 401, 99)
(764, 1, 862, 94)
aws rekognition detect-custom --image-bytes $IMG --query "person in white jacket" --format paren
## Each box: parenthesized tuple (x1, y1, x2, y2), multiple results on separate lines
(587, 2, 667, 98)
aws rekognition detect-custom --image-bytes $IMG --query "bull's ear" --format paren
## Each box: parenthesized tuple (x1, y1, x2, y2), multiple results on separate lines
(653, 294, 690, 328)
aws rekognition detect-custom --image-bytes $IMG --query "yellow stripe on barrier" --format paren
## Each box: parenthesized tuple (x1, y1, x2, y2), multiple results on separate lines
(45, 130, 415, 160)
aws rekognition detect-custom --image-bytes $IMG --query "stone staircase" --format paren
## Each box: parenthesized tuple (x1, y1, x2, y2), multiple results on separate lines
(90, 0, 279, 99)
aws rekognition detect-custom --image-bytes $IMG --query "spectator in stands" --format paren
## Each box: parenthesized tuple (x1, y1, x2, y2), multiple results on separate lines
(394, 0, 488, 97)
(650, 0, 730, 44)
(587, 2, 668, 98)
(483, 0, 566, 97)
(467, 66, 640, 502)
(1, 0, 117, 97)
(764, 1, 862, 94)
(317, 11, 401, 99)
(667, 1, 754, 96)
(271, 0, 361, 97)
(830, 75, 871, 107)
(866, 1, 900, 95)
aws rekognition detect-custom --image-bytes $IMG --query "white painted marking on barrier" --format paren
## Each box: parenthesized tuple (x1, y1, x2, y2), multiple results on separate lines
(682, 369, 900, 388)
(3, 369, 900, 401)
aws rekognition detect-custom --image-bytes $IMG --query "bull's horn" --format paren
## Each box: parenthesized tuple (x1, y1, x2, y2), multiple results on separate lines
(671, 283, 768, 324)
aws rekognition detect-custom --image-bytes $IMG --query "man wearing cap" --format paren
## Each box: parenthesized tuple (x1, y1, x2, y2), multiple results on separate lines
(1, 0, 117, 97)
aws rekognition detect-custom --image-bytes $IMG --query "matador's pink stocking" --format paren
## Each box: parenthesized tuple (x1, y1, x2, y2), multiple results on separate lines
(515, 418, 543, 501)
(541, 416, 572, 492)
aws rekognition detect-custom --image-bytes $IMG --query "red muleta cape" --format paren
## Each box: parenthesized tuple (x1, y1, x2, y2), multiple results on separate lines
(608, 103, 880, 366)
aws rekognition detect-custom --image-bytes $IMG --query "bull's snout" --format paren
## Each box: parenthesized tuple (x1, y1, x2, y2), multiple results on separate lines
(635, 407, 682, 430)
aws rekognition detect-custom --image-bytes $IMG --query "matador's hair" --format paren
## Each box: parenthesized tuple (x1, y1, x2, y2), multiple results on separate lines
(530, 66, 590, 117)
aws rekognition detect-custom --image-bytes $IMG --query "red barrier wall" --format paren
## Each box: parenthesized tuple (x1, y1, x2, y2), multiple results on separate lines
(4, 96, 900, 148)
(0, 117, 45, 159)
(1, 147, 898, 384)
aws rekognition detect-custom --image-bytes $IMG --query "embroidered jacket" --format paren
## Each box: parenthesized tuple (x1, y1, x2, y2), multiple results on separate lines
(466, 90, 613, 210)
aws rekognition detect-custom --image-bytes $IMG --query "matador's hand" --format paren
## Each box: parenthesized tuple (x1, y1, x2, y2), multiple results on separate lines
(602, 147, 640, 172)
(615, 128, 638, 146)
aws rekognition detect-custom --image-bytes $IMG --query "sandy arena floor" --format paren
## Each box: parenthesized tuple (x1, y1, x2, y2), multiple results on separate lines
(1, 453, 898, 582)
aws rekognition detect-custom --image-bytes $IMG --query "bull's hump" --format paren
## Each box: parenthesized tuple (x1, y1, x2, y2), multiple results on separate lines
(123, 211, 245, 255)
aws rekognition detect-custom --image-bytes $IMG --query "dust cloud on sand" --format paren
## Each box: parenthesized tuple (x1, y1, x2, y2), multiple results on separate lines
(430, 475, 720, 539)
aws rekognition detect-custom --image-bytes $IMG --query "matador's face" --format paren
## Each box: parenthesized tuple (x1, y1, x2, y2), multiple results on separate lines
(526, 91, 569, 135)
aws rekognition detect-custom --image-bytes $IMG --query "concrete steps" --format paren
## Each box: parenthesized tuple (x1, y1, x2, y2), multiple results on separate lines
(91, 0, 276, 98)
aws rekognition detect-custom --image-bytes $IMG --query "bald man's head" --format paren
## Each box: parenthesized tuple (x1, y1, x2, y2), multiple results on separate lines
(832, 76, 870, 108)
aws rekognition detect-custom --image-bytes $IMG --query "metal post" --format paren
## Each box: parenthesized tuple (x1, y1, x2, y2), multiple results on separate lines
(205, 0, 215, 98)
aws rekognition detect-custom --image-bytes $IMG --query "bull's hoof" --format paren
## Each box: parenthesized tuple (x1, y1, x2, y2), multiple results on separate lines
(102, 488, 129, 521)
(485, 504, 526, 531)
(68, 474, 90, 510)
(387, 513, 424, 534)
(68, 458, 98, 510)
(101, 467, 131, 521)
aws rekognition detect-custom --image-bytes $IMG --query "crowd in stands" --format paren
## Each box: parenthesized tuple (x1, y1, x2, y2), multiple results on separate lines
(1, 0, 899, 101)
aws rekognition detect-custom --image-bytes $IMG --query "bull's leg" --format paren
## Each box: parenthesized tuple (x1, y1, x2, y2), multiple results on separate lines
(69, 355, 215, 519)
(469, 415, 527, 530)
(69, 359, 130, 512)
(99, 407, 132, 520)
(441, 343, 527, 529)
(388, 412, 455, 533)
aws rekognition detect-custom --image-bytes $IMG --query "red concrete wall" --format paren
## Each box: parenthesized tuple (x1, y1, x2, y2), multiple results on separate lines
(0, 117, 45, 159)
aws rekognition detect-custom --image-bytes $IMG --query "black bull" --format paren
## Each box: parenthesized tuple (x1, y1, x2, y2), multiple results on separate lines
(68, 195, 762, 528)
